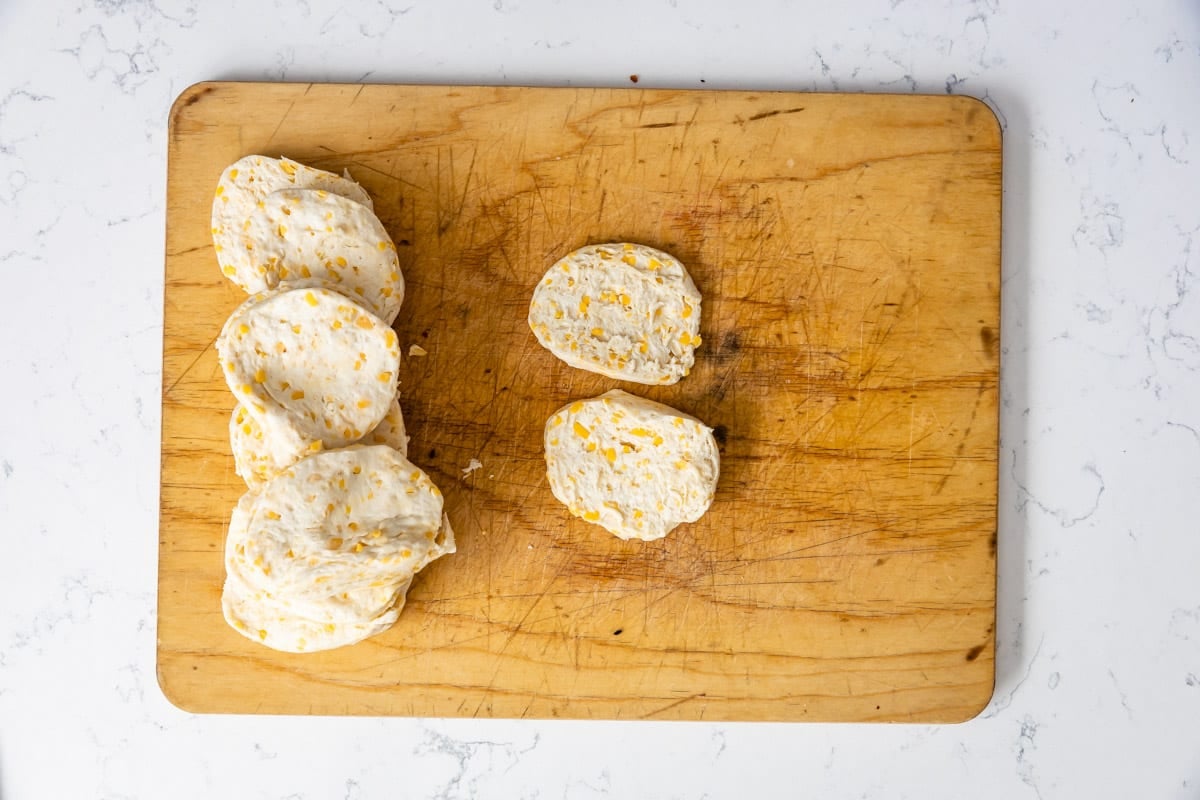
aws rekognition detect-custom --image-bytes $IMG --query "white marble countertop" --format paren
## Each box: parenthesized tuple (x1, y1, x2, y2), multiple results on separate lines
(2, 0, 1197, 797)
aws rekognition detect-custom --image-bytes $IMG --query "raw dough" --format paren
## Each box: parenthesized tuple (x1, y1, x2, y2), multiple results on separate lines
(529, 243, 702, 385)
(543, 389, 719, 541)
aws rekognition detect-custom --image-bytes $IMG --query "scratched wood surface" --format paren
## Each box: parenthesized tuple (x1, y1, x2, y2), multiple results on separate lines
(159, 82, 1001, 721)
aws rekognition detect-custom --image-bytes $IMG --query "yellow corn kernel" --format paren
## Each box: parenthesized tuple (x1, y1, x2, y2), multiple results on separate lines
(332, 319, 342, 330)
(585, 441, 597, 453)
(652, 435, 664, 446)
(355, 316, 373, 329)
(591, 327, 604, 337)
(328, 537, 343, 549)
(304, 291, 318, 306)
(336, 256, 348, 267)
(277, 224, 287, 238)
(348, 522, 359, 531)
(291, 390, 305, 400)
(253, 368, 266, 383)
(603, 447, 616, 464)
(308, 440, 322, 452)
(357, 399, 371, 409)
(291, 324, 301, 334)
(583, 510, 600, 521)
(579, 295, 591, 315)
(401, 548, 413, 558)
(634, 509, 644, 519)
(569, 402, 583, 414)
(554, 309, 563, 319)
(630, 428, 651, 437)
(353, 542, 365, 553)
(239, 384, 252, 394)
(619, 292, 631, 306)
(237, 323, 250, 336)
(258, 629, 267, 640)
(682, 302, 693, 318)
(573, 421, 590, 438)
(300, 265, 312, 278)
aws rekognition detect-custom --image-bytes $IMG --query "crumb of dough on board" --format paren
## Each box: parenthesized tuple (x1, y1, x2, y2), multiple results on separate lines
(409, 344, 428, 357)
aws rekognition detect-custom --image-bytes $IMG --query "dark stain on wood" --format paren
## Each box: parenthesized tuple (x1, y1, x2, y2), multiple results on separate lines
(748, 106, 806, 122)
(711, 424, 728, 446)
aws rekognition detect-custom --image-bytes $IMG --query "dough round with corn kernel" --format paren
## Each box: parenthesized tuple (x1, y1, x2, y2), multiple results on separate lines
(212, 155, 374, 294)
(216, 282, 401, 465)
(222, 445, 456, 652)
(544, 389, 719, 541)
(234, 188, 404, 323)
(222, 566, 410, 653)
(529, 243, 702, 385)
(230, 395, 408, 490)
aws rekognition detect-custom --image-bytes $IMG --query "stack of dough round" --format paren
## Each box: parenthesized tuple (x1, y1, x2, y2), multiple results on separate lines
(216, 282, 401, 464)
(210, 155, 448, 653)
(212, 155, 377, 295)
(543, 390, 719, 541)
(231, 396, 408, 490)
(222, 446, 455, 652)
(232, 187, 405, 323)
(528, 243, 702, 385)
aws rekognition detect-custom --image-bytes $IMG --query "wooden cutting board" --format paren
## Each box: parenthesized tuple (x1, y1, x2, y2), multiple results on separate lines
(159, 82, 1000, 721)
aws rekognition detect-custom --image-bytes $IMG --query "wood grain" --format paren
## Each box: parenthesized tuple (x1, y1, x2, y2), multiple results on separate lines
(159, 82, 1001, 721)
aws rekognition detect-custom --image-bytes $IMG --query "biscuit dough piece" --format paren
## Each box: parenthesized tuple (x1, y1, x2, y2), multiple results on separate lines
(543, 389, 720, 541)
(234, 188, 404, 323)
(529, 243, 702, 385)
(230, 395, 408, 490)
(221, 446, 456, 652)
(216, 283, 401, 465)
(212, 155, 374, 294)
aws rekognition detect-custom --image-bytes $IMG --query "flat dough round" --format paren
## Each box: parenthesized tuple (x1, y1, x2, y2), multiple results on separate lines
(222, 446, 456, 651)
(216, 282, 401, 463)
(543, 389, 719, 541)
(212, 155, 374, 294)
(230, 395, 408, 490)
(529, 243, 702, 385)
(234, 188, 404, 323)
